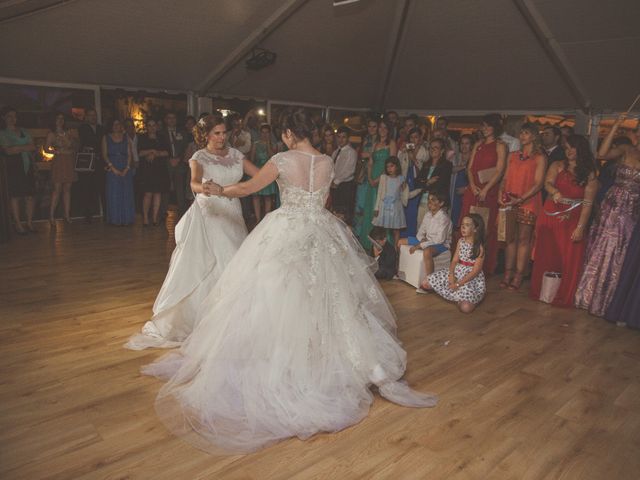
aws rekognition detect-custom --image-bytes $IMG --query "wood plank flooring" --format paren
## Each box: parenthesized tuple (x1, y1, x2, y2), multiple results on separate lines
(1, 220, 639, 480)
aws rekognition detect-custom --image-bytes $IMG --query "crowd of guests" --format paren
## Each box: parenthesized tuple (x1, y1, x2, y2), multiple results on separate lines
(2, 105, 639, 327)
(328, 111, 639, 326)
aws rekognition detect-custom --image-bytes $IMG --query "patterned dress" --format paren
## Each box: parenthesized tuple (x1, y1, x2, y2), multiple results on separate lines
(427, 238, 486, 305)
(575, 164, 640, 316)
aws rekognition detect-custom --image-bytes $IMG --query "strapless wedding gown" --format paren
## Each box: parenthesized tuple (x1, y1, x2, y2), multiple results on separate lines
(143, 150, 437, 454)
(125, 148, 247, 350)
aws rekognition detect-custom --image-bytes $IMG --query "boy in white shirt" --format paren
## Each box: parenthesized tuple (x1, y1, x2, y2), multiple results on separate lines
(397, 189, 452, 279)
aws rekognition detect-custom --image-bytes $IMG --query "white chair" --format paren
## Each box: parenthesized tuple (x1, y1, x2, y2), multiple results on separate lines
(397, 244, 451, 288)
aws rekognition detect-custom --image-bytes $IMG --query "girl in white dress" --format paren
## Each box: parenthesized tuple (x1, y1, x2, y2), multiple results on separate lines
(142, 110, 437, 454)
(125, 115, 258, 350)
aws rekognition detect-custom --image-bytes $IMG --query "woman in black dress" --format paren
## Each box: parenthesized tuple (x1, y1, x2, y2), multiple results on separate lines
(137, 119, 170, 226)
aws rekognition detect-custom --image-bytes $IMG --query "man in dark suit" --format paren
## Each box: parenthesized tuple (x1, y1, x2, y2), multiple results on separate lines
(77, 108, 105, 222)
(160, 111, 190, 217)
(541, 126, 566, 163)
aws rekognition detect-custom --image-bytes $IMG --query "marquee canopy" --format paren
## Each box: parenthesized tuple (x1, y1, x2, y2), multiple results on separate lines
(1, 0, 639, 114)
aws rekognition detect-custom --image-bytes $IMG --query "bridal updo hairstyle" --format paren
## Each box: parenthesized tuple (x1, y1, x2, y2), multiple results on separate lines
(279, 109, 313, 141)
(193, 113, 225, 148)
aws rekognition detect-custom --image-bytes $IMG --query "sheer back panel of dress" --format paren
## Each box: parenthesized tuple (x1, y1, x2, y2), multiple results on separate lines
(271, 151, 334, 193)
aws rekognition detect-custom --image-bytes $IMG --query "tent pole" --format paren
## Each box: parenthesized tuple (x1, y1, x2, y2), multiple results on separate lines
(198, 0, 310, 95)
(513, 0, 591, 113)
(376, 0, 411, 111)
(589, 114, 601, 154)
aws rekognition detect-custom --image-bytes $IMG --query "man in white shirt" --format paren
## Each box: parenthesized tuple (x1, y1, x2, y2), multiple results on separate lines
(228, 114, 252, 155)
(331, 126, 358, 222)
(398, 190, 452, 288)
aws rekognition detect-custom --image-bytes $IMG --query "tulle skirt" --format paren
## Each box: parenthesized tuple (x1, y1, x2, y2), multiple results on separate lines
(143, 205, 436, 454)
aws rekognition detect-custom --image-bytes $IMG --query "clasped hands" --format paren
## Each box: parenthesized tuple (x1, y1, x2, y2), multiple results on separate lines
(202, 180, 223, 196)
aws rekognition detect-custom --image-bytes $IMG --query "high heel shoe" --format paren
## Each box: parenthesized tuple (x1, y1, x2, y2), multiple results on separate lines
(26, 224, 37, 233)
(64, 217, 72, 224)
(13, 224, 28, 236)
(508, 272, 524, 291)
(499, 269, 513, 288)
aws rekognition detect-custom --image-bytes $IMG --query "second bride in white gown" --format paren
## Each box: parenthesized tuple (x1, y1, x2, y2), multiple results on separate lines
(143, 110, 437, 454)
(125, 115, 258, 350)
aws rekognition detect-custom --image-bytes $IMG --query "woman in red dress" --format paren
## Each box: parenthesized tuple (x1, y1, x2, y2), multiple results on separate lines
(460, 114, 508, 274)
(498, 123, 547, 290)
(529, 135, 597, 307)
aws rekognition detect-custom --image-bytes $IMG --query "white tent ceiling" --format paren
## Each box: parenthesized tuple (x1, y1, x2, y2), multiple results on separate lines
(1, 0, 638, 113)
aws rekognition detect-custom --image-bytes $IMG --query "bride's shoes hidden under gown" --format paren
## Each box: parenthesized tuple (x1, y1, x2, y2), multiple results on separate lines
(143, 150, 437, 454)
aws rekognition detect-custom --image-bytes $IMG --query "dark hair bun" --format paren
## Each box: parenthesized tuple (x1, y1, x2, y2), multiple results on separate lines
(279, 109, 313, 141)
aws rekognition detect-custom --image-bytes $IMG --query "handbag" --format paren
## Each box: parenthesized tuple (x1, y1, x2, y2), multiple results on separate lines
(497, 207, 517, 242)
(477, 166, 497, 184)
(75, 151, 95, 172)
(539, 272, 562, 303)
(469, 204, 490, 229)
(401, 182, 409, 207)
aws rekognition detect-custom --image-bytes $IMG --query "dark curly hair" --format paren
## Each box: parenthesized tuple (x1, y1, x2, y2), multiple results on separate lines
(564, 134, 596, 186)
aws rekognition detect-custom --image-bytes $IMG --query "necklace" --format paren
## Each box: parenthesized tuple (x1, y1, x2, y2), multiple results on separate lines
(518, 150, 530, 161)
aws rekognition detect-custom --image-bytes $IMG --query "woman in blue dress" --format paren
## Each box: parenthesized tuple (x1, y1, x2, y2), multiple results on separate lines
(102, 118, 135, 225)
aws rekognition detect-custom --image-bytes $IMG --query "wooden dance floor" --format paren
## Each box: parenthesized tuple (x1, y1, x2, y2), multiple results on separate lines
(1, 221, 639, 480)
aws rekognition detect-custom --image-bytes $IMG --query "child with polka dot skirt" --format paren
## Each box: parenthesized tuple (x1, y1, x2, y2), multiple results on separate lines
(422, 213, 486, 313)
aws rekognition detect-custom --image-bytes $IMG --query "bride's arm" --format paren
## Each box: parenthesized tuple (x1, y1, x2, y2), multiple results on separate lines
(216, 162, 279, 198)
(243, 158, 260, 177)
(189, 159, 215, 195)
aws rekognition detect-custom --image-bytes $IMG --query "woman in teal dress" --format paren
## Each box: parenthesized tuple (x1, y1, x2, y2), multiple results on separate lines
(250, 124, 278, 223)
(357, 119, 397, 251)
(353, 119, 378, 237)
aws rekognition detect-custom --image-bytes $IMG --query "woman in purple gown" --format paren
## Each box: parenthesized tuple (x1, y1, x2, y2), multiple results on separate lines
(575, 114, 640, 316)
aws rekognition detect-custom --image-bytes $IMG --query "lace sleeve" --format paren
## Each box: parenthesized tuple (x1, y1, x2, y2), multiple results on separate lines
(267, 152, 285, 173)
(189, 149, 204, 166)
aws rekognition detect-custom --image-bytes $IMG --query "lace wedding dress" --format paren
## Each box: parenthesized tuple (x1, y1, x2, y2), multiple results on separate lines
(125, 148, 247, 350)
(143, 150, 437, 454)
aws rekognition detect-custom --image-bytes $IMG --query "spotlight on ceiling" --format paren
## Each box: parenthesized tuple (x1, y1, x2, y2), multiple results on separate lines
(333, 0, 360, 6)
(246, 48, 277, 71)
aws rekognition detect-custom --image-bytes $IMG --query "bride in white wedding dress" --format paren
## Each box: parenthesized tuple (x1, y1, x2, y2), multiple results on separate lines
(143, 110, 437, 454)
(125, 115, 258, 350)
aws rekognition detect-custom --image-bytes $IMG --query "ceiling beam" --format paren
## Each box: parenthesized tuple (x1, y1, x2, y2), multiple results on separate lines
(513, 0, 591, 112)
(375, 0, 411, 111)
(0, 0, 80, 25)
(198, 0, 310, 95)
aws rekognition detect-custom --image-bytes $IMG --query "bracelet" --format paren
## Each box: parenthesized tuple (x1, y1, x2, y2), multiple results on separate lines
(576, 223, 585, 229)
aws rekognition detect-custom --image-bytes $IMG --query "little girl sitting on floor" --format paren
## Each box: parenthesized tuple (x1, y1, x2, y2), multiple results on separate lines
(422, 213, 486, 313)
